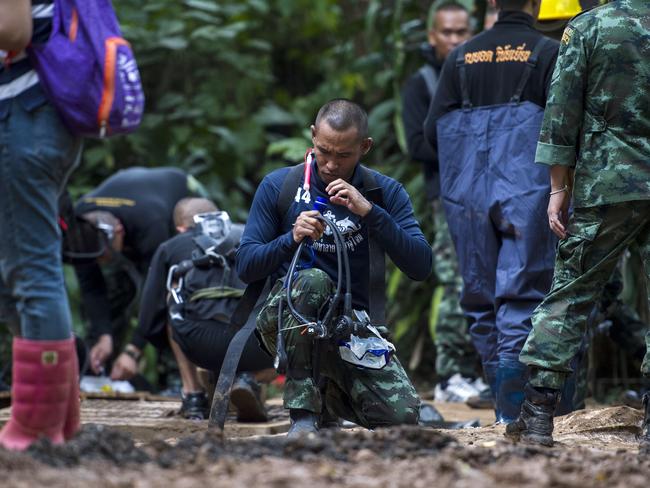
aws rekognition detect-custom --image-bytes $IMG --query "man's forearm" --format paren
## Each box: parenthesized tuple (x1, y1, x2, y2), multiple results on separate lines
(550, 165, 571, 192)
(0, 0, 32, 50)
(236, 232, 296, 283)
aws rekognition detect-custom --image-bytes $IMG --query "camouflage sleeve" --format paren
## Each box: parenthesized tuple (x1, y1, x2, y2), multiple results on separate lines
(535, 23, 588, 167)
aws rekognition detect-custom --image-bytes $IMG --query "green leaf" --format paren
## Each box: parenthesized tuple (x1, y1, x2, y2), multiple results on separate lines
(387, 268, 403, 300)
(190, 25, 224, 41)
(208, 126, 239, 148)
(157, 36, 189, 50)
(185, 0, 221, 13)
(266, 137, 309, 161)
(428, 285, 444, 342)
(254, 104, 299, 127)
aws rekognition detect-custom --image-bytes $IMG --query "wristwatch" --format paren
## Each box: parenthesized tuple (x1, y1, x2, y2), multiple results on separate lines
(123, 344, 141, 362)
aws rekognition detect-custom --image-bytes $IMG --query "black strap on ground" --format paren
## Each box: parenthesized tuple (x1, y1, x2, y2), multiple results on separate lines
(208, 277, 266, 431)
(209, 163, 303, 432)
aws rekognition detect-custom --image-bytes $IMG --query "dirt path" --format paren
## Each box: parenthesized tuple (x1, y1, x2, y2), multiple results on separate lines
(2, 399, 649, 487)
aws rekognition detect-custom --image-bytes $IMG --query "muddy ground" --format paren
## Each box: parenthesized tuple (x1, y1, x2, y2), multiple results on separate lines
(2, 399, 650, 487)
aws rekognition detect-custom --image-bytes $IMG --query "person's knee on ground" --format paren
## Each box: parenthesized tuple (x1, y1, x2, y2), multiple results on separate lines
(257, 268, 333, 434)
(365, 395, 420, 428)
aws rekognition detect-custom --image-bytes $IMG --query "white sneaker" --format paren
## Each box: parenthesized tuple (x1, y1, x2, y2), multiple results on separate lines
(434, 373, 480, 403)
(472, 376, 489, 394)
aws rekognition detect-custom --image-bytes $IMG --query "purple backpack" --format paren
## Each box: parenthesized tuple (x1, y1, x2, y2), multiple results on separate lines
(29, 0, 145, 138)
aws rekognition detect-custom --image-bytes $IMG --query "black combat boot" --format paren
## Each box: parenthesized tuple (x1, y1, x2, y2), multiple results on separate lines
(179, 391, 209, 420)
(230, 373, 268, 423)
(505, 383, 559, 447)
(287, 409, 319, 438)
(639, 392, 650, 456)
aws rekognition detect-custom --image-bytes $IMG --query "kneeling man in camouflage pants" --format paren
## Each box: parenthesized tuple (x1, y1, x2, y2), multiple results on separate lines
(236, 99, 432, 436)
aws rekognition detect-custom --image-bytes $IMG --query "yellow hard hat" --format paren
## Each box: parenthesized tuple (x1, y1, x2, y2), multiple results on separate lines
(538, 0, 582, 20)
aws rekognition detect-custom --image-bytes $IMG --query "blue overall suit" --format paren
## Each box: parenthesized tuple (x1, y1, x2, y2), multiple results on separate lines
(435, 39, 557, 422)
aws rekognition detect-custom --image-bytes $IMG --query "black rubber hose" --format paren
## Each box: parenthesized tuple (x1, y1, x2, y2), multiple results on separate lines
(284, 213, 351, 331)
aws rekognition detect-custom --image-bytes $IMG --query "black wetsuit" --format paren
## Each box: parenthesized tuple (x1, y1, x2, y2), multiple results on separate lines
(74, 167, 192, 344)
(401, 44, 443, 200)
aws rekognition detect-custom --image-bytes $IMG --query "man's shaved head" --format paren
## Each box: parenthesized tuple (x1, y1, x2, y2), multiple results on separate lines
(314, 99, 369, 140)
(173, 197, 218, 229)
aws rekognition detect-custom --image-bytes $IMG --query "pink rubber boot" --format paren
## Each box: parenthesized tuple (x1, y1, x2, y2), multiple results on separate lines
(0, 337, 74, 451)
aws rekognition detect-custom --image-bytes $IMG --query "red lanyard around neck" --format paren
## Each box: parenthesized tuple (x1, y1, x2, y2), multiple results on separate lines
(303, 148, 315, 191)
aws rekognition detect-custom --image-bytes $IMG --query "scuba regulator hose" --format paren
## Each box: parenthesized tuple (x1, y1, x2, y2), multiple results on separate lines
(275, 213, 353, 373)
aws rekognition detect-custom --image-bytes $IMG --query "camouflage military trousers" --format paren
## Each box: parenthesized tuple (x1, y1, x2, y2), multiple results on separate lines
(257, 268, 420, 428)
(431, 199, 477, 379)
(520, 201, 650, 390)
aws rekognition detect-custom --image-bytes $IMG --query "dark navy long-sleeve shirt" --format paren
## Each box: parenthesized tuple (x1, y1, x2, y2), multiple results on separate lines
(401, 45, 443, 200)
(236, 160, 432, 310)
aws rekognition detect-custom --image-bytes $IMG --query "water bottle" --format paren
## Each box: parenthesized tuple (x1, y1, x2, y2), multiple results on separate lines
(313, 196, 327, 213)
(299, 197, 327, 270)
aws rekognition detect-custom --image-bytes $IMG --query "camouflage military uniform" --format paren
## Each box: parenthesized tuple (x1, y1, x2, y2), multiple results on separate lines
(431, 200, 477, 379)
(257, 268, 420, 428)
(519, 0, 650, 390)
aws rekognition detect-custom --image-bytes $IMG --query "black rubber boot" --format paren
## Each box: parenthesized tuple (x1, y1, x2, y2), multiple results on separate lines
(639, 393, 650, 456)
(180, 391, 209, 420)
(505, 383, 559, 447)
(230, 373, 268, 423)
(287, 409, 319, 438)
(418, 403, 444, 425)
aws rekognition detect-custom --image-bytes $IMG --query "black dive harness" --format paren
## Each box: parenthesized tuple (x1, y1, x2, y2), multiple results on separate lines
(275, 211, 351, 373)
(275, 208, 395, 388)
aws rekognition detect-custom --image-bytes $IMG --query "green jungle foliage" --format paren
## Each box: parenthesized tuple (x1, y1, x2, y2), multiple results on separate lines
(44, 0, 498, 388)
(1, 1, 641, 394)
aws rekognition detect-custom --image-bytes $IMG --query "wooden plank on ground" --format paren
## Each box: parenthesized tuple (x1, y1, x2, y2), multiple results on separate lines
(80, 391, 179, 402)
(0, 397, 289, 443)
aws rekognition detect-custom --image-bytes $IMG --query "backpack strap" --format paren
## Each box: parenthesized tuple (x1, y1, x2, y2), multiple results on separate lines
(417, 64, 439, 98)
(193, 234, 220, 255)
(192, 223, 244, 261)
(217, 223, 244, 258)
(455, 46, 471, 110)
(358, 165, 386, 325)
(510, 37, 552, 104)
(277, 163, 305, 221)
